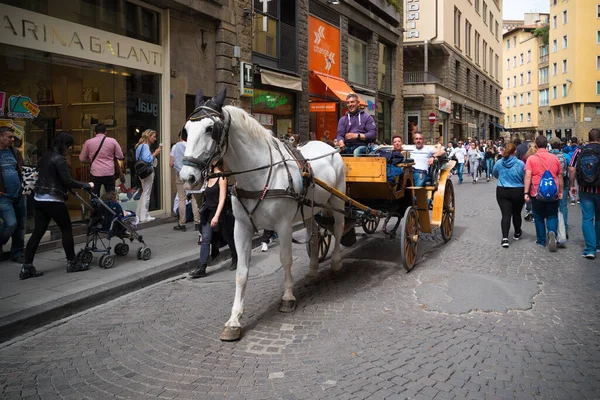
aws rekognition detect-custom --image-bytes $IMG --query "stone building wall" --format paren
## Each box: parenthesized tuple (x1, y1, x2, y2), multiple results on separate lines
(297, 0, 310, 140)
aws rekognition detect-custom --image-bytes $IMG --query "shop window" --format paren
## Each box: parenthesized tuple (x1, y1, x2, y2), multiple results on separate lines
(377, 99, 392, 142)
(378, 42, 392, 93)
(252, 89, 295, 137)
(348, 30, 367, 85)
(253, 0, 297, 72)
(4, 0, 161, 44)
(252, 15, 278, 58)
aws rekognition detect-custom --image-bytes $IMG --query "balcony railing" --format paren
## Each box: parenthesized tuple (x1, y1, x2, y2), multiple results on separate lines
(404, 71, 442, 84)
(539, 55, 549, 64)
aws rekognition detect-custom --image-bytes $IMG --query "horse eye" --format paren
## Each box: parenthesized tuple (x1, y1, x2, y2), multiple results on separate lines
(205, 126, 213, 134)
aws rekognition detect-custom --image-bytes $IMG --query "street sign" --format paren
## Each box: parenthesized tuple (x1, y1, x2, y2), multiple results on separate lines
(428, 112, 436, 123)
(240, 62, 253, 97)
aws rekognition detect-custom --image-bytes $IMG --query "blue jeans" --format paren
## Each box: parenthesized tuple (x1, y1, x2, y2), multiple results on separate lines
(531, 198, 559, 246)
(579, 191, 600, 255)
(0, 195, 26, 257)
(413, 170, 429, 187)
(485, 158, 495, 179)
(341, 144, 368, 156)
(456, 163, 464, 183)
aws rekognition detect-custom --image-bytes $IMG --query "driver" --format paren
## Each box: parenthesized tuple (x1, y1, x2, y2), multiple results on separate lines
(336, 93, 376, 156)
(411, 132, 447, 187)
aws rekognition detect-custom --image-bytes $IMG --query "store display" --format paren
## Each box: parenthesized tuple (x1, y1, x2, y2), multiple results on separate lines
(36, 81, 54, 105)
(81, 113, 99, 128)
(82, 87, 100, 102)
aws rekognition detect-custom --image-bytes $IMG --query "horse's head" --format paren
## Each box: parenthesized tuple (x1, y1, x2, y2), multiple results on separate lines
(180, 88, 228, 189)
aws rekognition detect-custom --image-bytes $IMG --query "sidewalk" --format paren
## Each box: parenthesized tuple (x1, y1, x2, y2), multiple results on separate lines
(0, 219, 300, 343)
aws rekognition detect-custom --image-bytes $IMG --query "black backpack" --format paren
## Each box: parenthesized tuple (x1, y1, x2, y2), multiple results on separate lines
(576, 145, 600, 187)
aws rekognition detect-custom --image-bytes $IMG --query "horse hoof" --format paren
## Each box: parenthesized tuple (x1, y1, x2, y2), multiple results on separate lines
(279, 300, 296, 313)
(305, 275, 319, 286)
(220, 326, 242, 341)
(331, 261, 342, 272)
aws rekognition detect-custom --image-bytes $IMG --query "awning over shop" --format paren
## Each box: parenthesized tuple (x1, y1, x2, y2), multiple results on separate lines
(260, 69, 303, 91)
(490, 121, 506, 130)
(309, 71, 367, 106)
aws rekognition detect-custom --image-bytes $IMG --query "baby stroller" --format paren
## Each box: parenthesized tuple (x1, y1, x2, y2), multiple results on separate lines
(73, 191, 151, 269)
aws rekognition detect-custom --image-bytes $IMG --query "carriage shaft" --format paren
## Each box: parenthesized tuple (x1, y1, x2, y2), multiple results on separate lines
(311, 176, 386, 218)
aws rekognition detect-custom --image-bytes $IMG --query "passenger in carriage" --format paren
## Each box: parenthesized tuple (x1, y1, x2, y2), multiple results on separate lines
(336, 93, 376, 156)
(410, 132, 447, 187)
(376, 135, 405, 185)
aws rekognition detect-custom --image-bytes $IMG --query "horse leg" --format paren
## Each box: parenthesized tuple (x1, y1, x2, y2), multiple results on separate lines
(330, 196, 345, 272)
(305, 217, 320, 286)
(277, 224, 296, 313)
(221, 223, 253, 341)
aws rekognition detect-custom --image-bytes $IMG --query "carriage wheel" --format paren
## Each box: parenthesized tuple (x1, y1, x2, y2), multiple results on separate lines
(399, 207, 419, 272)
(440, 180, 455, 243)
(362, 216, 380, 234)
(306, 229, 331, 263)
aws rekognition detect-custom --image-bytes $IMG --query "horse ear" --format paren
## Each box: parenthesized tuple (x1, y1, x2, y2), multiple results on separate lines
(195, 89, 204, 108)
(214, 87, 227, 107)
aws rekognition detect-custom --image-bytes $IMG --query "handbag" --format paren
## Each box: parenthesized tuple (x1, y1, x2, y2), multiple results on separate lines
(134, 144, 153, 179)
(557, 211, 567, 245)
(21, 165, 39, 196)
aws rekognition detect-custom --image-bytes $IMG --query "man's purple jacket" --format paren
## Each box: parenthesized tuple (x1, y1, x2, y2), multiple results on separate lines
(336, 109, 377, 146)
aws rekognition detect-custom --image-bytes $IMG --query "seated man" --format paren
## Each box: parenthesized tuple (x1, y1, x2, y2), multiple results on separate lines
(410, 132, 447, 187)
(336, 93, 376, 156)
(376, 135, 405, 184)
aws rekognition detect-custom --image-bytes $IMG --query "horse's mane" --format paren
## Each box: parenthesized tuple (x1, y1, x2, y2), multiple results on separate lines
(223, 105, 272, 140)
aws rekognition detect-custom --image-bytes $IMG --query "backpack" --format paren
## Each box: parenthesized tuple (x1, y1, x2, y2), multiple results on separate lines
(535, 155, 558, 202)
(575, 146, 600, 187)
(554, 152, 568, 179)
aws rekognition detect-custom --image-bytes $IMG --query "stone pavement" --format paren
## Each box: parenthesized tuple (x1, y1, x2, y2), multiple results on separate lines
(1, 174, 599, 399)
(0, 219, 292, 343)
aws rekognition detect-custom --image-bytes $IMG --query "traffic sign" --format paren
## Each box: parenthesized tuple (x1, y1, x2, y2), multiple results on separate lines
(428, 112, 436, 123)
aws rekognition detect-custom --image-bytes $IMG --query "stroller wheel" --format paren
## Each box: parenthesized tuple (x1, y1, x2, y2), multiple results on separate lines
(138, 247, 151, 261)
(99, 255, 115, 269)
(114, 243, 129, 257)
(77, 250, 93, 264)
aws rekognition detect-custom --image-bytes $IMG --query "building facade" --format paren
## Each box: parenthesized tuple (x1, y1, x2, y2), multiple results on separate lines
(247, 0, 404, 145)
(403, 0, 504, 145)
(0, 0, 243, 230)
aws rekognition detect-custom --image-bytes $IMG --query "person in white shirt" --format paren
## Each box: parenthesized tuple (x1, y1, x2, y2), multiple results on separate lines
(450, 140, 468, 184)
(410, 132, 447, 187)
(170, 129, 200, 231)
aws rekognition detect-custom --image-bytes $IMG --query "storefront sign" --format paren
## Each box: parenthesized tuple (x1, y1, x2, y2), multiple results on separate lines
(253, 90, 289, 109)
(240, 62, 254, 97)
(438, 96, 451, 113)
(308, 16, 340, 77)
(0, 4, 164, 74)
(404, 0, 435, 42)
(8, 95, 39, 119)
(252, 113, 273, 126)
(0, 92, 5, 117)
(309, 102, 337, 113)
(136, 98, 158, 117)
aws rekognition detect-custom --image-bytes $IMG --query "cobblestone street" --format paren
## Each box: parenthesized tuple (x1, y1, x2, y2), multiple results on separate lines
(1, 175, 599, 400)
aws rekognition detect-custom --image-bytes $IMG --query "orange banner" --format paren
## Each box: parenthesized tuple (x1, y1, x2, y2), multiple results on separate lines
(309, 102, 337, 112)
(309, 15, 340, 77)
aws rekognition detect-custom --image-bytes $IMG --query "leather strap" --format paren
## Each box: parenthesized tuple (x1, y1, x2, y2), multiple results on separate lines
(91, 135, 107, 165)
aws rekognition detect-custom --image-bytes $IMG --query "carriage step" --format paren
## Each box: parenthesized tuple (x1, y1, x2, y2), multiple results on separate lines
(405, 186, 436, 190)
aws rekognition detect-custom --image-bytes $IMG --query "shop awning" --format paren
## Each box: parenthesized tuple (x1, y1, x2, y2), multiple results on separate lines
(260, 69, 303, 92)
(490, 121, 506, 130)
(310, 71, 367, 106)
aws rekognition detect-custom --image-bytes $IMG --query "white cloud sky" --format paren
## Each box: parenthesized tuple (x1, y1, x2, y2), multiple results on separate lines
(502, 0, 549, 20)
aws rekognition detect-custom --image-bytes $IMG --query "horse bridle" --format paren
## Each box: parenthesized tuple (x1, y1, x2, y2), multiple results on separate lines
(181, 105, 231, 176)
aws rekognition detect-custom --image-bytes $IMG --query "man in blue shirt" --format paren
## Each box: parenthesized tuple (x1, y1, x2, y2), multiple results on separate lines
(0, 126, 26, 263)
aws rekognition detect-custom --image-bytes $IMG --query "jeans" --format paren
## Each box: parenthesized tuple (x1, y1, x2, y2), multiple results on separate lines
(90, 175, 116, 197)
(531, 198, 559, 246)
(341, 144, 368, 156)
(0, 195, 26, 257)
(456, 163, 465, 183)
(413, 170, 429, 187)
(199, 218, 237, 265)
(579, 191, 600, 255)
(469, 159, 480, 181)
(136, 172, 154, 221)
(25, 200, 75, 264)
(496, 187, 525, 239)
(485, 158, 495, 179)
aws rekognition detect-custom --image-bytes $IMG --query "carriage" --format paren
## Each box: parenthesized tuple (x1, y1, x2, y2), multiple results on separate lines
(307, 152, 456, 272)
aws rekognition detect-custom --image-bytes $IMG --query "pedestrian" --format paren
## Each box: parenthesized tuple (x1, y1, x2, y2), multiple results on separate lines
(549, 138, 570, 244)
(79, 124, 125, 196)
(484, 139, 498, 182)
(261, 230, 276, 252)
(450, 140, 467, 184)
(170, 128, 200, 232)
(134, 129, 161, 222)
(189, 160, 237, 278)
(20, 132, 94, 280)
(568, 129, 600, 260)
(492, 143, 525, 248)
(522, 142, 538, 222)
(0, 126, 26, 263)
(524, 135, 563, 252)
(516, 132, 534, 162)
(466, 142, 482, 184)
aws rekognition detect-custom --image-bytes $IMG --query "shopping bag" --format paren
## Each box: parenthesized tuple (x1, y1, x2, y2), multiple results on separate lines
(557, 210, 567, 244)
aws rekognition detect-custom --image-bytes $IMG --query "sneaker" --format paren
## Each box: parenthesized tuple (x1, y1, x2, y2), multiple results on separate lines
(486, 178, 490, 182)
(513, 231, 522, 240)
(570, 201, 576, 206)
(261, 242, 269, 252)
(143, 216, 156, 222)
(194, 223, 200, 231)
(472, 179, 476, 184)
(173, 224, 186, 231)
(66, 260, 90, 273)
(502, 238, 509, 248)
(582, 253, 596, 260)
(548, 232, 557, 253)
(577, 198, 580, 204)
(19, 264, 43, 280)
(524, 212, 533, 222)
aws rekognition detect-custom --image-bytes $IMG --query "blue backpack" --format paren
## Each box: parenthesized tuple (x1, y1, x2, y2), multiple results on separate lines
(575, 145, 600, 187)
(535, 155, 558, 201)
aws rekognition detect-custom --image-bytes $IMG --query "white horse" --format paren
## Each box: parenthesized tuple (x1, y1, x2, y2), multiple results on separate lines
(179, 89, 346, 341)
